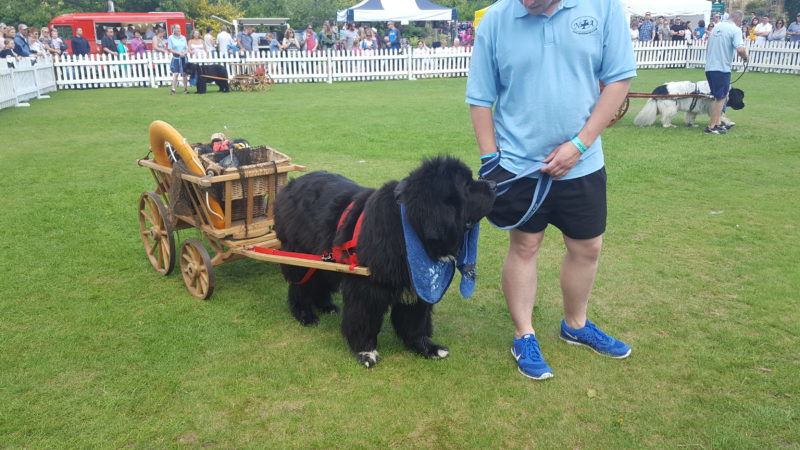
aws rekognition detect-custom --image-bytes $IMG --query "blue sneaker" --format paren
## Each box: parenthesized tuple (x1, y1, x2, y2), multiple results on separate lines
(560, 319, 631, 359)
(511, 333, 554, 380)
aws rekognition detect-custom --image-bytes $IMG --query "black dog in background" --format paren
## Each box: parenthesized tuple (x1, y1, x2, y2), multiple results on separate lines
(273, 156, 496, 368)
(184, 62, 230, 94)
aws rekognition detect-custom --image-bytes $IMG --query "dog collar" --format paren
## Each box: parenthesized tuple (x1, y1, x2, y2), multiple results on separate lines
(398, 203, 480, 304)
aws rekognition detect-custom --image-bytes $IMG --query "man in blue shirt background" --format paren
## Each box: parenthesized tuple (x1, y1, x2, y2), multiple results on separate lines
(467, 0, 635, 380)
(70, 27, 91, 56)
(14, 24, 31, 57)
(386, 22, 400, 50)
(638, 12, 655, 41)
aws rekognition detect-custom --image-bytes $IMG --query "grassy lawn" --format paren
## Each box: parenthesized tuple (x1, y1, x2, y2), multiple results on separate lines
(1, 69, 798, 448)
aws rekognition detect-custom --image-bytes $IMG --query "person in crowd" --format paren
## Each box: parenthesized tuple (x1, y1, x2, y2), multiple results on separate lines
(39, 28, 55, 54)
(70, 27, 90, 56)
(14, 24, 30, 56)
(1, 38, 21, 61)
(266, 32, 280, 55)
(467, 0, 635, 381)
(129, 30, 146, 57)
(237, 26, 254, 55)
(670, 17, 688, 41)
(703, 22, 715, 41)
(755, 15, 772, 45)
(343, 22, 357, 51)
(125, 25, 134, 40)
(319, 22, 337, 52)
(101, 27, 118, 56)
(658, 17, 671, 42)
(712, 13, 722, 24)
(630, 19, 640, 41)
(48, 28, 66, 56)
(189, 29, 208, 57)
(385, 21, 400, 50)
(281, 28, 301, 54)
(694, 20, 706, 40)
(203, 27, 215, 55)
(747, 17, 759, 42)
(788, 14, 800, 43)
(116, 34, 129, 55)
(152, 28, 169, 57)
(28, 28, 46, 56)
(360, 28, 377, 52)
(301, 24, 317, 52)
(167, 24, 189, 94)
(684, 21, 693, 41)
(639, 12, 655, 41)
(705, 10, 748, 134)
(216, 26, 232, 56)
(768, 19, 786, 42)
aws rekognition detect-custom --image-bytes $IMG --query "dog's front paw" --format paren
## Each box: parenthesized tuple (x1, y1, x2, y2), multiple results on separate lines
(291, 309, 320, 327)
(317, 302, 339, 315)
(424, 343, 450, 360)
(356, 351, 380, 368)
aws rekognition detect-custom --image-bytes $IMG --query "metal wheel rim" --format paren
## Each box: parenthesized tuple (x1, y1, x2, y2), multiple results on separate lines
(138, 191, 175, 275)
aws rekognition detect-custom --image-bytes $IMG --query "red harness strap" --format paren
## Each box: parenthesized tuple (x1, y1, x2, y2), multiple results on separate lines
(247, 202, 364, 285)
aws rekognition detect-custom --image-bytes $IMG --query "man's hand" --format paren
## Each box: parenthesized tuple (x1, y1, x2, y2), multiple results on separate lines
(541, 141, 581, 179)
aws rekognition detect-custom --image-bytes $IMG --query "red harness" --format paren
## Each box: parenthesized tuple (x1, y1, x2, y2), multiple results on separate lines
(247, 202, 364, 284)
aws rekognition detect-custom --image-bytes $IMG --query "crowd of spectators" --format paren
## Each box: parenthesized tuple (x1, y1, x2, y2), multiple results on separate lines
(630, 11, 800, 46)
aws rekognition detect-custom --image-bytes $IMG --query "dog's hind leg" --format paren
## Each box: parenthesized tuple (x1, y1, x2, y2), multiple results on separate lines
(390, 294, 449, 360)
(341, 279, 392, 368)
(685, 111, 698, 127)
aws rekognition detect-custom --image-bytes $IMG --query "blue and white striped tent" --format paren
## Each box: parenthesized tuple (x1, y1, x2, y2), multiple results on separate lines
(336, 0, 457, 24)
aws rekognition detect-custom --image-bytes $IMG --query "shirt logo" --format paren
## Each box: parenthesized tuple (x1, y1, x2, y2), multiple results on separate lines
(571, 16, 599, 34)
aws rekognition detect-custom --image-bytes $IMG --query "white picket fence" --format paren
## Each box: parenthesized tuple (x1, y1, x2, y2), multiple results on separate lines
(0, 57, 57, 109)
(50, 48, 473, 89)
(635, 40, 800, 73)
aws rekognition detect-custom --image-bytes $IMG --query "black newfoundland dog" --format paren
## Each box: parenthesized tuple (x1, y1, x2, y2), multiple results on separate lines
(273, 156, 496, 368)
(184, 62, 230, 94)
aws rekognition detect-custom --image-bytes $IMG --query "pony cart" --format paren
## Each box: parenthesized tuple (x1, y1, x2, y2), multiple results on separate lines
(137, 121, 368, 299)
(229, 62, 275, 92)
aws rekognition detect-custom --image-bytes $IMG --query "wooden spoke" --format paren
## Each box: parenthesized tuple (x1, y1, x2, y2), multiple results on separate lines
(179, 238, 215, 300)
(138, 191, 175, 275)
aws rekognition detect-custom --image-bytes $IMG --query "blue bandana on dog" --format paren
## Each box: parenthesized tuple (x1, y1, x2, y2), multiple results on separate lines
(399, 203, 480, 304)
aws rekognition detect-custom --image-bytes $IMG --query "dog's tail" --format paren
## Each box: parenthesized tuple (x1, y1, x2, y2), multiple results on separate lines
(633, 99, 659, 127)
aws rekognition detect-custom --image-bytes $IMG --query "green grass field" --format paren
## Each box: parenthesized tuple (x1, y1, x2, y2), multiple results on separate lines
(1, 70, 798, 448)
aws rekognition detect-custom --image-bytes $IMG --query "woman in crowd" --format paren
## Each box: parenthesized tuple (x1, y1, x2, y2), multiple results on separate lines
(281, 28, 301, 54)
(703, 22, 714, 41)
(319, 22, 337, 52)
(28, 28, 46, 56)
(748, 17, 759, 41)
(629, 19, 640, 41)
(768, 19, 787, 42)
(360, 28, 377, 52)
(302, 24, 317, 52)
(151, 28, 169, 58)
(188, 29, 208, 58)
(129, 30, 146, 57)
(694, 20, 706, 40)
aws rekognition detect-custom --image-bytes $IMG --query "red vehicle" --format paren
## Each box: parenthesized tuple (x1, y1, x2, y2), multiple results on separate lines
(49, 12, 195, 54)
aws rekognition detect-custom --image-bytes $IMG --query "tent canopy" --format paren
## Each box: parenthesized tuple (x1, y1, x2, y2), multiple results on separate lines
(337, 0, 457, 24)
(622, 0, 711, 26)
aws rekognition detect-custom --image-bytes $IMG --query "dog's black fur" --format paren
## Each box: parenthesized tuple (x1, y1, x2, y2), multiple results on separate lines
(184, 63, 230, 94)
(273, 156, 496, 368)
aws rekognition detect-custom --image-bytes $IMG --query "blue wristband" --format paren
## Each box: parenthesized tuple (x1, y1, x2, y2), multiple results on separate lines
(480, 152, 498, 161)
(571, 137, 588, 154)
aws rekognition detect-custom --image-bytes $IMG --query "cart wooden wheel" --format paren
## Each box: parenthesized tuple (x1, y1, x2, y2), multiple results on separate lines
(179, 238, 216, 300)
(609, 96, 630, 127)
(138, 191, 175, 275)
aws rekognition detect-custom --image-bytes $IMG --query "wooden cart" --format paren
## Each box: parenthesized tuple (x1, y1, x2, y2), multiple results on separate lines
(229, 62, 275, 92)
(137, 120, 368, 299)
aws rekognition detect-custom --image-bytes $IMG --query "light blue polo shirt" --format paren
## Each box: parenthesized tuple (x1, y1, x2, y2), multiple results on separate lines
(466, 0, 636, 180)
(705, 20, 744, 73)
(168, 34, 188, 54)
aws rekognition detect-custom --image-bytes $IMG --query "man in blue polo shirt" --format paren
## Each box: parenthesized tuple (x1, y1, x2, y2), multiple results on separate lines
(467, 0, 635, 380)
(704, 10, 749, 135)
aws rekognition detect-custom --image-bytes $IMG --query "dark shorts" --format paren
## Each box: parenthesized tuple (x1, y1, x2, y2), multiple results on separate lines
(705, 71, 731, 99)
(170, 56, 188, 74)
(483, 167, 607, 239)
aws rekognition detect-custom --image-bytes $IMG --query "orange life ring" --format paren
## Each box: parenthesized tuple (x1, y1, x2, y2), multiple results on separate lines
(149, 120, 225, 229)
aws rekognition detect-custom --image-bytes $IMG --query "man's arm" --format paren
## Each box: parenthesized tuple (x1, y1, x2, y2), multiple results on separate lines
(737, 46, 749, 62)
(470, 105, 497, 158)
(541, 78, 632, 179)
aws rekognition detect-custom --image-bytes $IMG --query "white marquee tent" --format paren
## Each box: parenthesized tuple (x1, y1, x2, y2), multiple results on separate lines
(336, 0, 457, 24)
(622, 0, 712, 26)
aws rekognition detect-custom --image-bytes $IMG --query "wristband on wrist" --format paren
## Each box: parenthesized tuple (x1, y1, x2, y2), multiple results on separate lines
(480, 152, 498, 160)
(571, 136, 588, 154)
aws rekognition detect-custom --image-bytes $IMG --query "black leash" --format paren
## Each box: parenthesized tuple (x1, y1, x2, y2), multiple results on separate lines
(730, 61, 748, 85)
